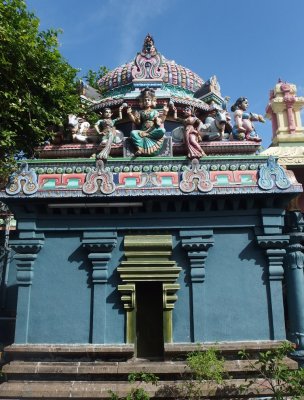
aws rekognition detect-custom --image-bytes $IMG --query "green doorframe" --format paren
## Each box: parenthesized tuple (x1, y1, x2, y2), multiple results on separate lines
(118, 234, 181, 344)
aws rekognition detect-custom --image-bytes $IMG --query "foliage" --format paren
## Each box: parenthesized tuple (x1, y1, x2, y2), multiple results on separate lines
(83, 66, 109, 91)
(0, 0, 83, 178)
(177, 346, 226, 399)
(187, 346, 225, 384)
(239, 342, 304, 399)
(109, 372, 158, 400)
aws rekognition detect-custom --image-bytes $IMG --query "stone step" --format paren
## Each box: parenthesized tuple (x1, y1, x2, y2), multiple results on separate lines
(4, 344, 134, 362)
(1, 342, 297, 398)
(4, 341, 287, 362)
(2, 358, 297, 379)
(0, 378, 279, 399)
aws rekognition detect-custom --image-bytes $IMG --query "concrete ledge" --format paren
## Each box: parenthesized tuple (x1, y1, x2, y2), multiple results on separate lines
(0, 379, 283, 398)
(4, 341, 289, 361)
(4, 344, 134, 361)
(164, 340, 288, 358)
(2, 358, 297, 377)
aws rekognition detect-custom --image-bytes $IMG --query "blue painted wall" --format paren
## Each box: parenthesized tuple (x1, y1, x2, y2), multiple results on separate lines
(22, 233, 125, 344)
(28, 233, 91, 343)
(7, 209, 286, 345)
(172, 228, 282, 342)
(203, 229, 276, 341)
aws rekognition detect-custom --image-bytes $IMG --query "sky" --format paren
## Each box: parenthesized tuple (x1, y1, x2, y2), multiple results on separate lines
(25, 0, 304, 148)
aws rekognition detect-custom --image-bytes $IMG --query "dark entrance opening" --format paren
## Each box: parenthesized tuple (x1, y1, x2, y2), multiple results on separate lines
(136, 282, 164, 359)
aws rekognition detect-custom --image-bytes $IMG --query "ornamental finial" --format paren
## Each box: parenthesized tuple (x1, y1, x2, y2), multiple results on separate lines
(142, 33, 156, 55)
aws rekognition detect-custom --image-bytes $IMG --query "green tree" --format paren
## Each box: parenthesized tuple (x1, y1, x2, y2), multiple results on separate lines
(0, 0, 82, 178)
(83, 66, 109, 91)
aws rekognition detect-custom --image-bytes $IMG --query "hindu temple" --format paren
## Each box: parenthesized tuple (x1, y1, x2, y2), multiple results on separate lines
(0, 34, 304, 398)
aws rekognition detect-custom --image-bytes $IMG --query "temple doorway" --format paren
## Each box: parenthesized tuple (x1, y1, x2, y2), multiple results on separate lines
(136, 282, 164, 359)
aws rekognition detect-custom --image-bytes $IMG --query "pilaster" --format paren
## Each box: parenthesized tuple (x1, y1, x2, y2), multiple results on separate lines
(10, 234, 45, 343)
(117, 284, 135, 344)
(82, 231, 117, 343)
(257, 235, 289, 340)
(163, 283, 180, 343)
(180, 229, 214, 342)
(284, 212, 304, 367)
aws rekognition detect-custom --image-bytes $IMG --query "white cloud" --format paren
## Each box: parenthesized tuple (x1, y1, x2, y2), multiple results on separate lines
(114, 0, 170, 64)
(56, 0, 170, 65)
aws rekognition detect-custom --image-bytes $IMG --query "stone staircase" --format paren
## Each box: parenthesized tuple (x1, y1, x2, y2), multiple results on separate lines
(0, 341, 297, 399)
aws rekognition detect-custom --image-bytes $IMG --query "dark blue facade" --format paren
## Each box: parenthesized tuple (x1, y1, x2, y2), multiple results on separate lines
(1, 203, 289, 346)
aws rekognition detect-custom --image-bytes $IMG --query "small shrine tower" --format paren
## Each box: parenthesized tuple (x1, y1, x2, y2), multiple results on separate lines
(266, 80, 304, 144)
(262, 80, 304, 210)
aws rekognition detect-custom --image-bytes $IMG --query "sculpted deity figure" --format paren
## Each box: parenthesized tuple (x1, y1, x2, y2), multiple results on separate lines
(231, 97, 264, 141)
(94, 106, 124, 160)
(173, 105, 206, 159)
(127, 88, 168, 156)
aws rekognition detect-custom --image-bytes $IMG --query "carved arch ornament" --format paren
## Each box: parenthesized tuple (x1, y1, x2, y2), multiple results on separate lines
(258, 156, 291, 190)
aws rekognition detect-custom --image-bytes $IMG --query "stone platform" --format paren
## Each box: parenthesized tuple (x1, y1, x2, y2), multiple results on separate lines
(0, 341, 297, 399)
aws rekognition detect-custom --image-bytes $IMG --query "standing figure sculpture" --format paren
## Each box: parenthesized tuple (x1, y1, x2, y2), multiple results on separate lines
(127, 88, 168, 156)
(173, 105, 206, 159)
(231, 97, 264, 141)
(94, 106, 124, 160)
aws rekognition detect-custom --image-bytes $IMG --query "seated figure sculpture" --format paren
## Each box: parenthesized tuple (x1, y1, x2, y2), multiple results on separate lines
(94, 106, 124, 160)
(231, 97, 264, 141)
(127, 88, 168, 156)
(172, 105, 206, 159)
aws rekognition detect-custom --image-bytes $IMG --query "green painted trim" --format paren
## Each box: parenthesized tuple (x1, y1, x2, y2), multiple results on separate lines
(126, 309, 136, 344)
(162, 83, 195, 98)
(24, 155, 271, 165)
(163, 310, 172, 343)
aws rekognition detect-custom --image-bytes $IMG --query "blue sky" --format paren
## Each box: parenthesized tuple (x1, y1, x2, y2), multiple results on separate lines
(25, 0, 304, 148)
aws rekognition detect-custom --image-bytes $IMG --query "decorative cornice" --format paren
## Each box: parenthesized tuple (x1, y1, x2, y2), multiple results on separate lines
(257, 234, 289, 281)
(180, 230, 214, 283)
(262, 146, 304, 157)
(1, 157, 301, 199)
(163, 283, 180, 309)
(5, 163, 38, 195)
(256, 235, 289, 249)
(118, 234, 181, 283)
(180, 159, 213, 193)
(261, 146, 304, 166)
(10, 236, 45, 285)
(258, 156, 291, 190)
(83, 160, 116, 195)
(180, 232, 214, 251)
(10, 238, 45, 255)
(82, 241, 117, 253)
(117, 284, 136, 310)
(82, 231, 117, 284)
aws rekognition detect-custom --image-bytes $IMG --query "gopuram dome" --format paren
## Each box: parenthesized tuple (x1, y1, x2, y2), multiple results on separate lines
(87, 34, 224, 112)
(98, 37, 204, 96)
